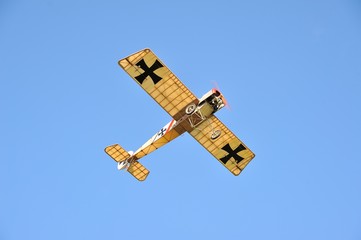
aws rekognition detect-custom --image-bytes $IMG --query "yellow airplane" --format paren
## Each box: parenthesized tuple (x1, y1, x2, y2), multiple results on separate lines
(105, 49, 255, 181)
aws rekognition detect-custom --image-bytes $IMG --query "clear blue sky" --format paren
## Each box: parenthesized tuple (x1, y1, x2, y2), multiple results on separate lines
(1, 1, 361, 239)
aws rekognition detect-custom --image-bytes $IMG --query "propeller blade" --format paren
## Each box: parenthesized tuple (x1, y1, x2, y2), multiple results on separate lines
(212, 81, 231, 110)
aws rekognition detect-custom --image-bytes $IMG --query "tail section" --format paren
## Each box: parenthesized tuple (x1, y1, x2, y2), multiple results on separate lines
(127, 161, 150, 181)
(105, 144, 131, 162)
(104, 144, 150, 181)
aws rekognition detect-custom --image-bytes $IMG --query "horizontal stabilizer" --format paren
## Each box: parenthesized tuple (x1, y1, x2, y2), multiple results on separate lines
(104, 144, 130, 162)
(127, 161, 150, 181)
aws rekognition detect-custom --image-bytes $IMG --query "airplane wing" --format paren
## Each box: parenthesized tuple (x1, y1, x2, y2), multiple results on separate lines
(119, 49, 199, 120)
(188, 116, 255, 175)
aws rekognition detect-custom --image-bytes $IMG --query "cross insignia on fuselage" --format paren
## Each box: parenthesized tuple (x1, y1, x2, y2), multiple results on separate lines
(158, 127, 167, 137)
(219, 143, 246, 165)
(134, 59, 164, 85)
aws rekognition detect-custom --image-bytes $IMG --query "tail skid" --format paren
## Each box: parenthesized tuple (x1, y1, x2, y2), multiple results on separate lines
(104, 144, 150, 181)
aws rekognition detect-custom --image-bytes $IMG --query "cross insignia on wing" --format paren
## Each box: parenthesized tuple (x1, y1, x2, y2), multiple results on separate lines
(188, 115, 255, 176)
(118, 49, 199, 120)
(135, 59, 164, 85)
(219, 143, 246, 164)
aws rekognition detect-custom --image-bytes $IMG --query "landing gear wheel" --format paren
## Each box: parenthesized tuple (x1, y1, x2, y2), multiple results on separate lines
(185, 103, 196, 115)
(211, 129, 221, 140)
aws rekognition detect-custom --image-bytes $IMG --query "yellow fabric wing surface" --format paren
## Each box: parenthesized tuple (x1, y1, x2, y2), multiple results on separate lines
(118, 49, 198, 120)
(188, 116, 255, 175)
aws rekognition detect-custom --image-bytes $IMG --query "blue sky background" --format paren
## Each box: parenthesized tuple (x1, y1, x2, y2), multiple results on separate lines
(1, 1, 361, 239)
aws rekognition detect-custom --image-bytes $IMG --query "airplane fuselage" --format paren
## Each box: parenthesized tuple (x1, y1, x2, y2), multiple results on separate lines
(133, 88, 226, 158)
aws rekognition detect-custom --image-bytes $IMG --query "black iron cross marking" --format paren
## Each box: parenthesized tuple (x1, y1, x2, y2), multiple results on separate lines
(219, 143, 246, 165)
(134, 59, 164, 85)
(158, 127, 167, 137)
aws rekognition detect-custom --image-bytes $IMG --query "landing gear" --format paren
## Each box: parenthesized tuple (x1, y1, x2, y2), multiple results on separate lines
(185, 103, 196, 115)
(185, 101, 221, 140)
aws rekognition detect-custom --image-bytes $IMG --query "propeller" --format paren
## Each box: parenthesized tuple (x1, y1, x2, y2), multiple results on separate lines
(212, 81, 231, 110)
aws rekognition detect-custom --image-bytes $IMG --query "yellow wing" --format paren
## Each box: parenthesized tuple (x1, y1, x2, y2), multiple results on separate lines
(118, 49, 198, 120)
(188, 116, 255, 175)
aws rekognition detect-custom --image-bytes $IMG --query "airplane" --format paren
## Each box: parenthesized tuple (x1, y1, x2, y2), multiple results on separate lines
(105, 49, 255, 181)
